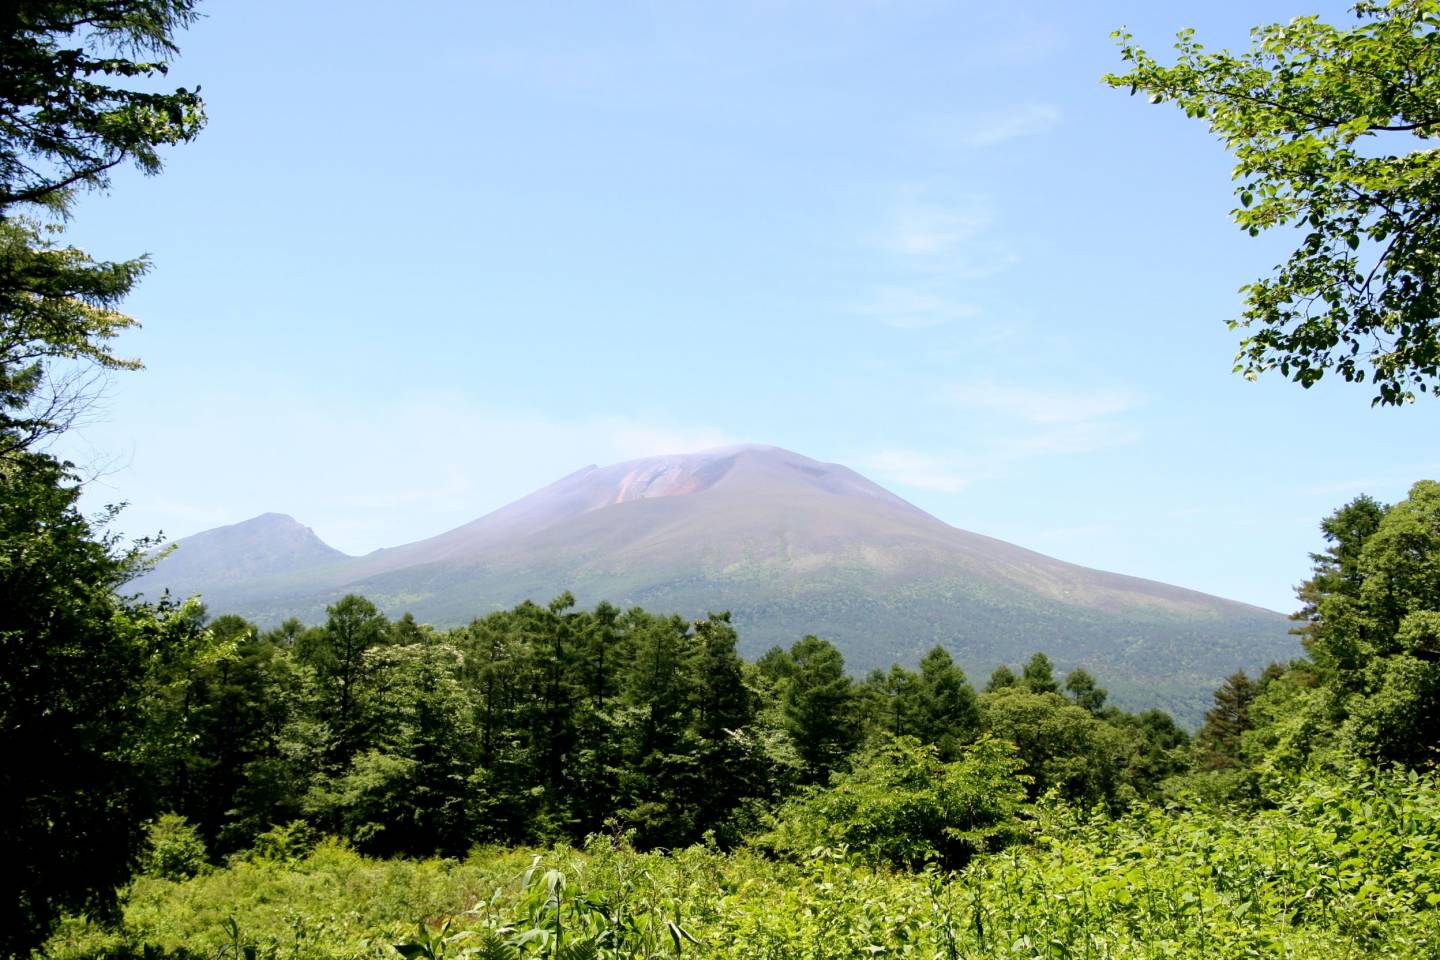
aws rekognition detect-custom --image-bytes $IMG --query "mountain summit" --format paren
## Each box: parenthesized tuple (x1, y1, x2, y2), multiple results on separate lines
(135, 512, 348, 589)
(338, 444, 937, 576)
(131, 445, 1296, 720)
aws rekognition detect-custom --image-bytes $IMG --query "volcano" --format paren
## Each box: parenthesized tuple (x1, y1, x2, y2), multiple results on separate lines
(129, 444, 1296, 721)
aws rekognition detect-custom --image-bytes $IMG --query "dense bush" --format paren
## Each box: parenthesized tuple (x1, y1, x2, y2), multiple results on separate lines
(140, 815, 208, 882)
(760, 735, 1030, 869)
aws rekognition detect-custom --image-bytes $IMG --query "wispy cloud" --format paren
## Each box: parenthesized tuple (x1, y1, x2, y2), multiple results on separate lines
(1296, 465, 1440, 498)
(943, 380, 1144, 425)
(864, 448, 990, 494)
(878, 189, 1016, 279)
(862, 378, 1144, 494)
(850, 288, 982, 329)
(852, 186, 1019, 331)
(865, 423, 1139, 495)
(946, 103, 1062, 148)
(883, 194, 994, 259)
(980, 19, 1064, 66)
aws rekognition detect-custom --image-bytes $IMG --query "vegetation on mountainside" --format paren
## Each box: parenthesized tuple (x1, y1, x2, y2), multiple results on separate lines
(137, 542, 1293, 728)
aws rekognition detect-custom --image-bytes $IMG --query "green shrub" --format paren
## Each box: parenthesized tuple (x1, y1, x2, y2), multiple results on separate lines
(141, 815, 208, 882)
(240, 820, 319, 864)
(759, 734, 1030, 869)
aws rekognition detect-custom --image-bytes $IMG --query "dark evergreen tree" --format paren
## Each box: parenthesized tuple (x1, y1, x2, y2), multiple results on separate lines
(294, 594, 391, 767)
(688, 613, 759, 841)
(1196, 671, 1257, 770)
(0, 459, 205, 957)
(1021, 652, 1059, 694)
(0, 5, 206, 950)
(618, 612, 699, 845)
(150, 615, 300, 854)
(783, 635, 858, 784)
(913, 646, 980, 758)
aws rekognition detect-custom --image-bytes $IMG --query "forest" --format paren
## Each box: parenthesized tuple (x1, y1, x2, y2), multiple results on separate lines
(5, 1, 1440, 958)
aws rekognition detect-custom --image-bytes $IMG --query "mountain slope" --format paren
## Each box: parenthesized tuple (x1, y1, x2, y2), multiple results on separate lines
(134, 445, 1297, 722)
(130, 513, 349, 594)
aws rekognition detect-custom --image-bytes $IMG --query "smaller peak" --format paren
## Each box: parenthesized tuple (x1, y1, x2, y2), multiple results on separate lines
(250, 512, 301, 524)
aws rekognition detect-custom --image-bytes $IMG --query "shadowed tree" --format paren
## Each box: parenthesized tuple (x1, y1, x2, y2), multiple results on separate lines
(294, 595, 391, 766)
(913, 646, 981, 758)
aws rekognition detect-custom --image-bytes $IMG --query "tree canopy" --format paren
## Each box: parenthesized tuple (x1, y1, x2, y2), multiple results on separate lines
(1107, 0, 1440, 405)
(0, 1, 205, 213)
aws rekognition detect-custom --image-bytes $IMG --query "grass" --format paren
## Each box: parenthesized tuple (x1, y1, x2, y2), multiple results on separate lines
(44, 767, 1440, 960)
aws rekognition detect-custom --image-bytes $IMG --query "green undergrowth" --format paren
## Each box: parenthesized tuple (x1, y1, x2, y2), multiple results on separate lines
(43, 768, 1440, 960)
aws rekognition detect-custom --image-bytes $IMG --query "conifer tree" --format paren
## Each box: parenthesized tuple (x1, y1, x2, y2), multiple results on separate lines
(1021, 652, 1059, 694)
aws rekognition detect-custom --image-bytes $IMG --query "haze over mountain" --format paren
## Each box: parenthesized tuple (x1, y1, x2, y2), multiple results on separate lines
(130, 444, 1297, 722)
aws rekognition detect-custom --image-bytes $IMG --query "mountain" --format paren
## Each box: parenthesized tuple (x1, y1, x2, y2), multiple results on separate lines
(130, 445, 1297, 722)
(132, 512, 349, 590)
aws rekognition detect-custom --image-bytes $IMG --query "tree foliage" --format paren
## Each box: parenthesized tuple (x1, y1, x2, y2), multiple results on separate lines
(0, 0, 204, 457)
(0, 4, 205, 956)
(1107, 0, 1440, 404)
(762, 735, 1030, 870)
(0, 0, 205, 212)
(1177, 480, 1440, 790)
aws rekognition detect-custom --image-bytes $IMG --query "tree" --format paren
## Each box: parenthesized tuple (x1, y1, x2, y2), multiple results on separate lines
(323, 642, 481, 856)
(783, 635, 859, 783)
(1332, 480, 1440, 763)
(762, 736, 1030, 871)
(1239, 481, 1440, 770)
(868, 663, 921, 738)
(1293, 494, 1388, 652)
(0, 457, 205, 957)
(980, 687, 1128, 805)
(293, 595, 391, 768)
(0, 4, 204, 955)
(1021, 652, 1059, 694)
(0, 1, 205, 212)
(688, 613, 763, 844)
(912, 646, 980, 757)
(985, 664, 1019, 692)
(1064, 668, 1108, 714)
(617, 611, 698, 845)
(1195, 671, 1259, 769)
(1107, 1, 1440, 405)
(147, 614, 301, 854)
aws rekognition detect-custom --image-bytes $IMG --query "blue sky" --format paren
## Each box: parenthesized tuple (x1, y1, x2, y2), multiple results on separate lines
(58, 0, 1436, 615)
